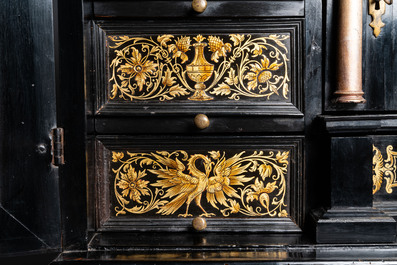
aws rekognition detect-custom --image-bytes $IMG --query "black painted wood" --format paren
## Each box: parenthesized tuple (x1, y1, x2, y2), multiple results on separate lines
(324, 0, 397, 112)
(0, 0, 61, 257)
(91, 0, 304, 19)
(53, 243, 397, 264)
(304, 0, 327, 221)
(94, 116, 305, 134)
(53, 0, 87, 251)
(91, 20, 303, 121)
(92, 136, 303, 233)
(314, 207, 396, 244)
(330, 137, 372, 207)
(3, 0, 397, 262)
(320, 114, 397, 134)
(311, 135, 397, 243)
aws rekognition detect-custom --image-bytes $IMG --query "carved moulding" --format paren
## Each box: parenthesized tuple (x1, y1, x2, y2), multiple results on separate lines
(373, 145, 397, 194)
(108, 33, 290, 102)
(111, 150, 289, 218)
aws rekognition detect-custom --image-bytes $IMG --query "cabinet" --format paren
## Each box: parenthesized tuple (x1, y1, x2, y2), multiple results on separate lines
(87, 1, 305, 236)
(1, 0, 397, 264)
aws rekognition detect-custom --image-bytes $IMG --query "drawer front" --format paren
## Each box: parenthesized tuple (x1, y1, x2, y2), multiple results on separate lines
(90, 1, 305, 19)
(91, 136, 303, 232)
(93, 20, 302, 117)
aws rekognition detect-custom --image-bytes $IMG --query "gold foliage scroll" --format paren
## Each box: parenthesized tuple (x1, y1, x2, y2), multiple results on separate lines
(108, 33, 290, 101)
(111, 150, 289, 218)
(373, 145, 397, 194)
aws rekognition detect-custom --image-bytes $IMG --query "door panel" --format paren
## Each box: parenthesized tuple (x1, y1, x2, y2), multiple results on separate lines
(0, 0, 61, 256)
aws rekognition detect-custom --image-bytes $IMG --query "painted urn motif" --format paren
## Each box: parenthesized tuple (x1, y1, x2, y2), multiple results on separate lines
(186, 37, 214, 101)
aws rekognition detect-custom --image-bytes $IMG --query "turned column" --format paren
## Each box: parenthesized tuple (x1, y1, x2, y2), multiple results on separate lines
(334, 0, 366, 103)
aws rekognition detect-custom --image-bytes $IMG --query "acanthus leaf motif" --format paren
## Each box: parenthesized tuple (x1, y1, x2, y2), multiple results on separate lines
(230, 34, 245, 46)
(211, 83, 231, 96)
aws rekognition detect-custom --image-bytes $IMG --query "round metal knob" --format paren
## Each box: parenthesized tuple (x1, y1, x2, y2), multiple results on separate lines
(192, 217, 207, 231)
(194, 114, 210, 130)
(192, 0, 207, 13)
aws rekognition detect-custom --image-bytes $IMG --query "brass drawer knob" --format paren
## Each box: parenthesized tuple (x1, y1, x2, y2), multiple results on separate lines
(194, 114, 210, 130)
(192, 0, 207, 13)
(192, 217, 207, 231)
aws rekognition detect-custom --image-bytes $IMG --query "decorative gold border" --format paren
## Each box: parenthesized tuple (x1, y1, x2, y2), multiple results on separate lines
(111, 150, 289, 218)
(108, 34, 290, 101)
(373, 145, 397, 194)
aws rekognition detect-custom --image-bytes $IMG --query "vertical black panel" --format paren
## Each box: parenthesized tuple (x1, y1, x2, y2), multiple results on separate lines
(362, 1, 386, 111)
(387, 4, 397, 110)
(54, 0, 87, 250)
(330, 137, 372, 207)
(0, 0, 60, 256)
(304, 0, 326, 217)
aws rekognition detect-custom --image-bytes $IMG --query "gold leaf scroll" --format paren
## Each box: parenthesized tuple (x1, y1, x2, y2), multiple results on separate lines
(108, 34, 290, 101)
(112, 150, 289, 218)
(373, 145, 397, 194)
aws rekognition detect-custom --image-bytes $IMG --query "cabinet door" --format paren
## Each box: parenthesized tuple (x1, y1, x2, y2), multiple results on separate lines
(0, 0, 61, 257)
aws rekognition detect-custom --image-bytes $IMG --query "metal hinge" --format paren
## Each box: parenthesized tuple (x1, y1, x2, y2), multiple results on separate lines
(51, 128, 65, 166)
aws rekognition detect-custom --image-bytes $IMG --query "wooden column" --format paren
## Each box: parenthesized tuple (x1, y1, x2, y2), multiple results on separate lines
(334, 0, 366, 103)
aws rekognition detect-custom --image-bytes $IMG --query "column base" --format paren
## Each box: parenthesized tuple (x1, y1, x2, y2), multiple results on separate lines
(311, 207, 396, 243)
(334, 91, 366, 103)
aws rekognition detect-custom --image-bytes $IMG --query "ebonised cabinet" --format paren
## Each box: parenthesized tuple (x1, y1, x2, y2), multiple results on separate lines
(1, 0, 397, 264)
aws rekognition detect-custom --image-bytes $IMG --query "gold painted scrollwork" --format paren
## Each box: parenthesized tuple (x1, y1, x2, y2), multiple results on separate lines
(112, 150, 289, 218)
(373, 145, 397, 194)
(108, 33, 290, 101)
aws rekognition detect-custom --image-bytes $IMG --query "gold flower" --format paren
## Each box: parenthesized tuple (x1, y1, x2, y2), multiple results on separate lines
(244, 55, 282, 91)
(194, 34, 206, 43)
(168, 36, 191, 64)
(117, 47, 158, 92)
(161, 68, 176, 87)
(276, 151, 289, 164)
(247, 178, 277, 209)
(112, 152, 124, 162)
(117, 166, 149, 204)
(208, 36, 232, 63)
(278, 209, 288, 217)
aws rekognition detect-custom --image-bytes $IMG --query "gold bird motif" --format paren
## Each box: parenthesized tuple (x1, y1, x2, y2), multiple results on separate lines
(150, 152, 252, 217)
(206, 153, 253, 210)
(150, 154, 213, 217)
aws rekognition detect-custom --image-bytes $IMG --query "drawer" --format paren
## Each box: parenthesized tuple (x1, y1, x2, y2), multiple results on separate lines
(90, 136, 303, 232)
(93, 20, 302, 115)
(89, 20, 303, 133)
(90, 1, 305, 19)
